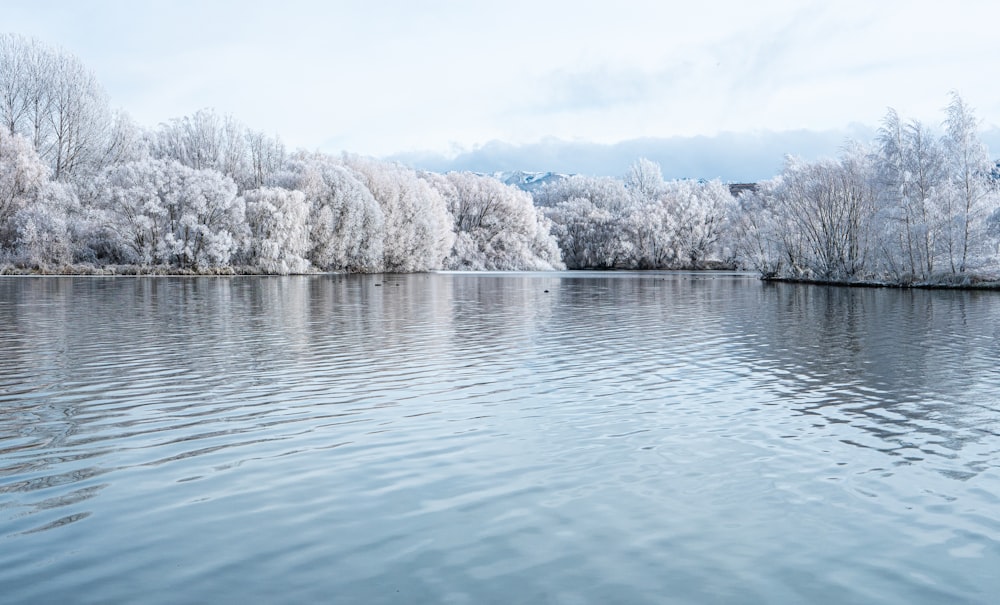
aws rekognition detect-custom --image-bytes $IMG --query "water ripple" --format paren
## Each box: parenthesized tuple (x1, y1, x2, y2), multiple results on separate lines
(1, 274, 999, 603)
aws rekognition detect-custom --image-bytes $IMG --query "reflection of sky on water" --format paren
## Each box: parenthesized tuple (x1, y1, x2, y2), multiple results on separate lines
(723, 283, 1000, 479)
(2, 274, 1000, 604)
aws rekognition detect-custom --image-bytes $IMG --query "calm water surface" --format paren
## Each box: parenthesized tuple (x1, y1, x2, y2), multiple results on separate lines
(1, 273, 999, 604)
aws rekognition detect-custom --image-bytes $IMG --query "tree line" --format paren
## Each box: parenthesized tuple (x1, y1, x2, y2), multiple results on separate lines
(530, 94, 1000, 284)
(735, 93, 1000, 284)
(3, 34, 999, 282)
(0, 34, 562, 274)
(534, 159, 735, 270)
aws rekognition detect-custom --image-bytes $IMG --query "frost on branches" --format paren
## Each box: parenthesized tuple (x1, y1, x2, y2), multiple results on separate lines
(732, 93, 1000, 284)
(241, 187, 310, 274)
(537, 162, 735, 270)
(344, 155, 454, 272)
(0, 130, 77, 266)
(93, 158, 244, 269)
(424, 171, 563, 271)
(272, 152, 382, 273)
(0, 130, 48, 249)
(4, 35, 1000, 283)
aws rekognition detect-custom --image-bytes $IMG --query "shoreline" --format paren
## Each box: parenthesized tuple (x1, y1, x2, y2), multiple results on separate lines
(0, 261, 742, 277)
(761, 275, 1000, 291)
(0, 264, 328, 277)
(4, 264, 1000, 291)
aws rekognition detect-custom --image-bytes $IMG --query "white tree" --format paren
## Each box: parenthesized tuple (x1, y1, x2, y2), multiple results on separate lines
(783, 154, 875, 280)
(100, 110, 146, 167)
(275, 152, 385, 272)
(540, 164, 733, 270)
(245, 129, 286, 190)
(149, 109, 284, 193)
(622, 191, 671, 269)
(241, 187, 310, 274)
(624, 157, 665, 203)
(0, 34, 114, 180)
(426, 171, 563, 270)
(941, 92, 997, 273)
(534, 174, 631, 211)
(546, 197, 631, 269)
(732, 179, 786, 277)
(46, 51, 112, 180)
(94, 158, 245, 268)
(0, 129, 50, 252)
(536, 174, 634, 268)
(343, 155, 454, 272)
(875, 110, 948, 279)
(736, 152, 875, 281)
(663, 179, 735, 268)
(11, 181, 76, 266)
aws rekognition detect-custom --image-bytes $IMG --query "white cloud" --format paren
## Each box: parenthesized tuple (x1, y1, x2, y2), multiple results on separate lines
(390, 125, 879, 181)
(5, 0, 1000, 170)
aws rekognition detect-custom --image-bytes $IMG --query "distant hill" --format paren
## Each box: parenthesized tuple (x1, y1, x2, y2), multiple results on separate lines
(493, 170, 571, 192)
(491, 170, 758, 199)
(391, 127, 883, 183)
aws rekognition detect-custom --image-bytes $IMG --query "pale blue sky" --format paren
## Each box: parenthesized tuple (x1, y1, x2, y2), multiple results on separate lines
(5, 1, 1000, 178)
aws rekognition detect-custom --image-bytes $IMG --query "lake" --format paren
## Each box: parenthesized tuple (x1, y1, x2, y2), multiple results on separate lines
(1, 272, 999, 604)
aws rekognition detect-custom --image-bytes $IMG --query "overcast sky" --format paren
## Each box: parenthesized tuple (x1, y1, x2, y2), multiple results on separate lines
(6, 1, 1000, 179)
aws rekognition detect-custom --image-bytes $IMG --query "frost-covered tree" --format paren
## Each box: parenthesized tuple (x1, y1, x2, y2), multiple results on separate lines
(93, 158, 245, 268)
(537, 175, 634, 268)
(0, 129, 49, 245)
(101, 110, 146, 167)
(546, 197, 632, 269)
(733, 150, 876, 280)
(425, 171, 562, 270)
(45, 51, 112, 180)
(874, 110, 947, 279)
(241, 187, 310, 274)
(623, 195, 672, 269)
(540, 164, 734, 270)
(772, 154, 875, 279)
(343, 155, 454, 272)
(624, 157, 665, 203)
(941, 92, 997, 273)
(245, 129, 286, 190)
(734, 95, 1000, 283)
(534, 174, 631, 211)
(11, 181, 76, 265)
(150, 109, 256, 191)
(0, 34, 113, 180)
(663, 179, 735, 268)
(732, 178, 786, 277)
(275, 152, 384, 272)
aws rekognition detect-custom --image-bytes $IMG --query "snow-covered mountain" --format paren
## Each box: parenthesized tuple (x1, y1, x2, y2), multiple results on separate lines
(491, 170, 571, 192)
